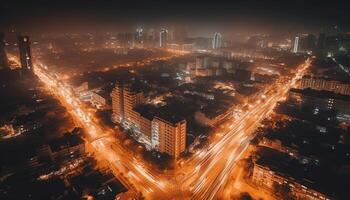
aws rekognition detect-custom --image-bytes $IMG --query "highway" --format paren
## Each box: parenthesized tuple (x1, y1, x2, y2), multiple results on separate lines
(32, 60, 171, 199)
(28, 53, 310, 199)
(180, 58, 310, 199)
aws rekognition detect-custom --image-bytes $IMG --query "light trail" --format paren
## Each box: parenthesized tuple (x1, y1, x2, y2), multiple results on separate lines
(29, 58, 171, 199)
(183, 58, 311, 199)
(14, 51, 310, 199)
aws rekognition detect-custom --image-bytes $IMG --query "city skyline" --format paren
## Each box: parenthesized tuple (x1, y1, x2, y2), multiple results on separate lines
(1, 1, 350, 200)
(1, 0, 350, 36)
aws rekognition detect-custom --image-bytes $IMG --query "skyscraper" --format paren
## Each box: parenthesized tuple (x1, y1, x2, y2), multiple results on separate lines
(212, 32, 222, 49)
(159, 28, 168, 48)
(292, 36, 299, 53)
(18, 35, 33, 74)
(135, 27, 144, 44)
(0, 32, 8, 69)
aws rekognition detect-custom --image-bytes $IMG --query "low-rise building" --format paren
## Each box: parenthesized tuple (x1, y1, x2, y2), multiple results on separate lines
(252, 147, 331, 200)
(289, 88, 350, 122)
(299, 76, 350, 96)
(49, 134, 85, 162)
(91, 91, 108, 109)
(195, 103, 235, 127)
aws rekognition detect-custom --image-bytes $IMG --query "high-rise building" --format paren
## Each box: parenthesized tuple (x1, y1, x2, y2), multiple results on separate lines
(111, 83, 187, 158)
(212, 32, 222, 49)
(135, 27, 144, 44)
(151, 116, 186, 159)
(111, 83, 124, 123)
(123, 86, 145, 124)
(0, 33, 8, 69)
(111, 83, 144, 124)
(18, 35, 33, 74)
(292, 36, 299, 53)
(159, 28, 168, 48)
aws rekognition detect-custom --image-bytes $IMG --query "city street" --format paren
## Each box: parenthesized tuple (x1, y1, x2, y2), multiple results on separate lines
(32, 56, 310, 199)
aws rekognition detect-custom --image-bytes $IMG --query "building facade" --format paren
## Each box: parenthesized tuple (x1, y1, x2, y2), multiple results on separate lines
(159, 28, 168, 48)
(151, 117, 186, 159)
(212, 32, 222, 49)
(111, 83, 187, 158)
(111, 83, 124, 123)
(299, 76, 350, 96)
(252, 163, 330, 200)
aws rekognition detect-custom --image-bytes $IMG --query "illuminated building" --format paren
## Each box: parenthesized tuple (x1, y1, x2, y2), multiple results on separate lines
(111, 83, 144, 124)
(0, 32, 8, 69)
(159, 28, 168, 48)
(289, 88, 350, 122)
(91, 91, 108, 109)
(292, 36, 299, 53)
(151, 116, 186, 159)
(135, 27, 144, 45)
(123, 86, 145, 125)
(252, 148, 331, 200)
(111, 83, 125, 123)
(212, 32, 222, 49)
(111, 83, 187, 157)
(18, 35, 33, 74)
(111, 83, 150, 145)
(300, 76, 350, 95)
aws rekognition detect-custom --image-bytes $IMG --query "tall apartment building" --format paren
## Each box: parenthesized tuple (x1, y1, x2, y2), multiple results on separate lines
(123, 86, 145, 126)
(300, 76, 350, 96)
(111, 83, 187, 158)
(152, 116, 186, 159)
(111, 83, 124, 123)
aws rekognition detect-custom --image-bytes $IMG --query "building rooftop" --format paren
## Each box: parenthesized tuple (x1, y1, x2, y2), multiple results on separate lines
(256, 146, 334, 197)
(201, 103, 232, 118)
(134, 104, 159, 121)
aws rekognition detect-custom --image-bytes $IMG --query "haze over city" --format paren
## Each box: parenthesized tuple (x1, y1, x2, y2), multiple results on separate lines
(1, 0, 350, 200)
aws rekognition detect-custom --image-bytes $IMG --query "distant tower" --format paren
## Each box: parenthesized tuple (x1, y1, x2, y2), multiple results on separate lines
(18, 35, 33, 74)
(0, 32, 8, 69)
(292, 36, 299, 53)
(159, 28, 168, 48)
(212, 32, 222, 49)
(135, 27, 144, 44)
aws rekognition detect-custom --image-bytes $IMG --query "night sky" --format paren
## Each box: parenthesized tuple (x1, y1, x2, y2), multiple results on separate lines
(1, 0, 349, 35)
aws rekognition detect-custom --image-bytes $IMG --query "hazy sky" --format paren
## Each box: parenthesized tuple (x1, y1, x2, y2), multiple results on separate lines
(1, 0, 349, 36)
